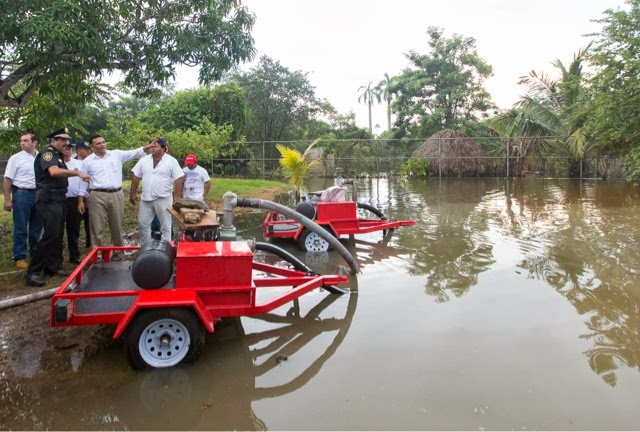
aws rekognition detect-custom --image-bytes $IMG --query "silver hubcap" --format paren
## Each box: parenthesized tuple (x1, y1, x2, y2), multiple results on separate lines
(139, 318, 191, 368)
(304, 232, 329, 252)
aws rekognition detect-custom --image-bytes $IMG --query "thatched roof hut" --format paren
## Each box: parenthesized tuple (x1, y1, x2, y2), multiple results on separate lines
(412, 129, 491, 177)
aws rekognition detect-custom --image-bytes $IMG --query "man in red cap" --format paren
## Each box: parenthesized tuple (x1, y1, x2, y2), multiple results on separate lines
(182, 153, 210, 203)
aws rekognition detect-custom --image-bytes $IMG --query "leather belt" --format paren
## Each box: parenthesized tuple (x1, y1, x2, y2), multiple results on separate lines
(91, 187, 122, 193)
(12, 187, 36, 192)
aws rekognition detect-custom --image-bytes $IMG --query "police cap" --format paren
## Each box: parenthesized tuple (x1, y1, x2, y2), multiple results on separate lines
(46, 127, 71, 139)
(74, 140, 90, 150)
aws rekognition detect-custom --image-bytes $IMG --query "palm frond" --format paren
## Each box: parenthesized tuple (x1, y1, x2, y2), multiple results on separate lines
(566, 127, 587, 160)
(517, 98, 563, 133)
(518, 70, 561, 109)
(301, 138, 320, 159)
(276, 142, 321, 197)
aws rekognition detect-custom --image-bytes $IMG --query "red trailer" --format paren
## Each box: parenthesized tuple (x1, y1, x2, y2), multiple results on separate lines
(50, 240, 347, 369)
(263, 188, 416, 252)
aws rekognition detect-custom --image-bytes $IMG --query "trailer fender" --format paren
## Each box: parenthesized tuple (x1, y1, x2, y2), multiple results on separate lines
(113, 291, 215, 339)
(292, 225, 306, 241)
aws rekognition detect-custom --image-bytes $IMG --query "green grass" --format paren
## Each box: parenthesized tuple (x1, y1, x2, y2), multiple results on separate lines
(0, 178, 289, 272)
(207, 178, 290, 203)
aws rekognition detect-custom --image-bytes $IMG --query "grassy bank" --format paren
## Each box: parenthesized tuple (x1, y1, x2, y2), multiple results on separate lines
(0, 178, 289, 273)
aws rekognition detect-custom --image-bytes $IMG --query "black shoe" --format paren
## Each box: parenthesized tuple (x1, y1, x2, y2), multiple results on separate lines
(26, 272, 45, 287)
(69, 258, 83, 264)
(45, 269, 71, 277)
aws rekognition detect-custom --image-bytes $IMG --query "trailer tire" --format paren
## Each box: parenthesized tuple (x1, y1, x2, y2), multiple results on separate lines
(297, 228, 333, 252)
(124, 308, 205, 370)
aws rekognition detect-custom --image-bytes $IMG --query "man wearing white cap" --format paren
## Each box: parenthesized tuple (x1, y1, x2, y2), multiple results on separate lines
(182, 153, 211, 203)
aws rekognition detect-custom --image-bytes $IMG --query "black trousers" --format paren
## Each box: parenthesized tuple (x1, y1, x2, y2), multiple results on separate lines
(27, 195, 67, 274)
(65, 196, 81, 261)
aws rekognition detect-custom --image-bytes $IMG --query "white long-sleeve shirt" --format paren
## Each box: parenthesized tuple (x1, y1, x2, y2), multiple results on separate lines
(79, 148, 145, 196)
(65, 158, 86, 198)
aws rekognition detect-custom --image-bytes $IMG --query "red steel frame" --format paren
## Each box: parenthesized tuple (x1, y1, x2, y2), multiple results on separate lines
(263, 201, 416, 240)
(50, 242, 347, 338)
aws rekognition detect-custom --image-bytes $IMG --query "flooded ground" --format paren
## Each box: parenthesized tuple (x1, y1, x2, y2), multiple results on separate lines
(1, 178, 640, 430)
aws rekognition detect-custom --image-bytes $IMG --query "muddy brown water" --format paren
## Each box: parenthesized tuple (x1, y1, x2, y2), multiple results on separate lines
(1, 178, 640, 430)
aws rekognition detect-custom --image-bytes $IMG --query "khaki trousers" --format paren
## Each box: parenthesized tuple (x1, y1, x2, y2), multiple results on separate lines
(87, 190, 125, 247)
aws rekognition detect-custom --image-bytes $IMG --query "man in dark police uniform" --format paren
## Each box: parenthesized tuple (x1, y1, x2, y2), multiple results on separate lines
(26, 128, 92, 287)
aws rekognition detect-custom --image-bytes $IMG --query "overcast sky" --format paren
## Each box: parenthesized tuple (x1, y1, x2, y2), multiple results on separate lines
(174, 0, 623, 132)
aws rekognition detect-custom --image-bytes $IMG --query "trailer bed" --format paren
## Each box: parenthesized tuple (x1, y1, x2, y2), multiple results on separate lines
(73, 261, 174, 315)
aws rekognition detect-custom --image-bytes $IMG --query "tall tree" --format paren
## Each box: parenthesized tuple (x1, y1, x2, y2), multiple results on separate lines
(490, 47, 591, 177)
(389, 27, 494, 138)
(374, 73, 393, 131)
(357, 82, 375, 135)
(0, 0, 255, 110)
(235, 56, 322, 142)
(586, 0, 640, 179)
(142, 83, 248, 140)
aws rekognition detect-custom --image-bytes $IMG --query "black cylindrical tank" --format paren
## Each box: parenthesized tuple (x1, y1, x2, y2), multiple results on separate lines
(131, 240, 176, 289)
(295, 201, 316, 219)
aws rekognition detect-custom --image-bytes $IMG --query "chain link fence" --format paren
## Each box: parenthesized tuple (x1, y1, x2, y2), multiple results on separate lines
(205, 137, 625, 180)
(0, 137, 626, 180)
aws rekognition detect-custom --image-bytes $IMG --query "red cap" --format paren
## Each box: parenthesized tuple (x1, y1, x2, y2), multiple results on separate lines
(185, 154, 197, 164)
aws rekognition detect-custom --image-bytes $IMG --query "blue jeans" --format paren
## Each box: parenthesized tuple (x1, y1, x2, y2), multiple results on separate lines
(151, 215, 161, 233)
(12, 190, 43, 260)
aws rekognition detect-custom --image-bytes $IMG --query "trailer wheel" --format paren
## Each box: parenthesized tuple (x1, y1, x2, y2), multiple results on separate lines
(298, 229, 331, 252)
(124, 308, 205, 370)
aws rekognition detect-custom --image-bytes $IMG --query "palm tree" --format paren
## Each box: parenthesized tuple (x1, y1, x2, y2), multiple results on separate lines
(276, 139, 322, 200)
(489, 46, 591, 177)
(374, 73, 393, 131)
(358, 82, 374, 135)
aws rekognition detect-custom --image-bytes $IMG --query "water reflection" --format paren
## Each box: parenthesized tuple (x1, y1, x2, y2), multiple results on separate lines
(115, 281, 358, 430)
(494, 179, 640, 387)
(396, 179, 497, 302)
(400, 178, 640, 386)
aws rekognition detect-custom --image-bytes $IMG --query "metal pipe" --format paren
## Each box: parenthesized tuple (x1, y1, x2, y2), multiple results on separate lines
(506, 138, 510, 178)
(222, 191, 236, 229)
(233, 196, 359, 275)
(0, 287, 59, 310)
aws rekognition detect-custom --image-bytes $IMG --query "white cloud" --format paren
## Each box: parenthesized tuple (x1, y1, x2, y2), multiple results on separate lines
(173, 0, 622, 131)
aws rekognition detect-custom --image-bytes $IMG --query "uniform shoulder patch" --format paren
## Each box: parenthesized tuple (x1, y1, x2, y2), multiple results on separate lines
(43, 152, 53, 161)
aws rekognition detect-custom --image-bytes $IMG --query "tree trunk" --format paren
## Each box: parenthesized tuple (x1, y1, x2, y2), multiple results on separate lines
(368, 99, 373, 135)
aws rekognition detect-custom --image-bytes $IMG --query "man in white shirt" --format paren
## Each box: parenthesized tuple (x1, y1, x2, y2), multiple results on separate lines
(63, 143, 85, 264)
(2, 133, 43, 269)
(78, 134, 152, 258)
(130, 138, 184, 245)
(182, 153, 211, 202)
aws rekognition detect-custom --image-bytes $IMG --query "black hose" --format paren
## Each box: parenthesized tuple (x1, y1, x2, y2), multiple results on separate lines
(254, 242, 347, 295)
(255, 242, 312, 273)
(236, 198, 359, 275)
(357, 202, 388, 220)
